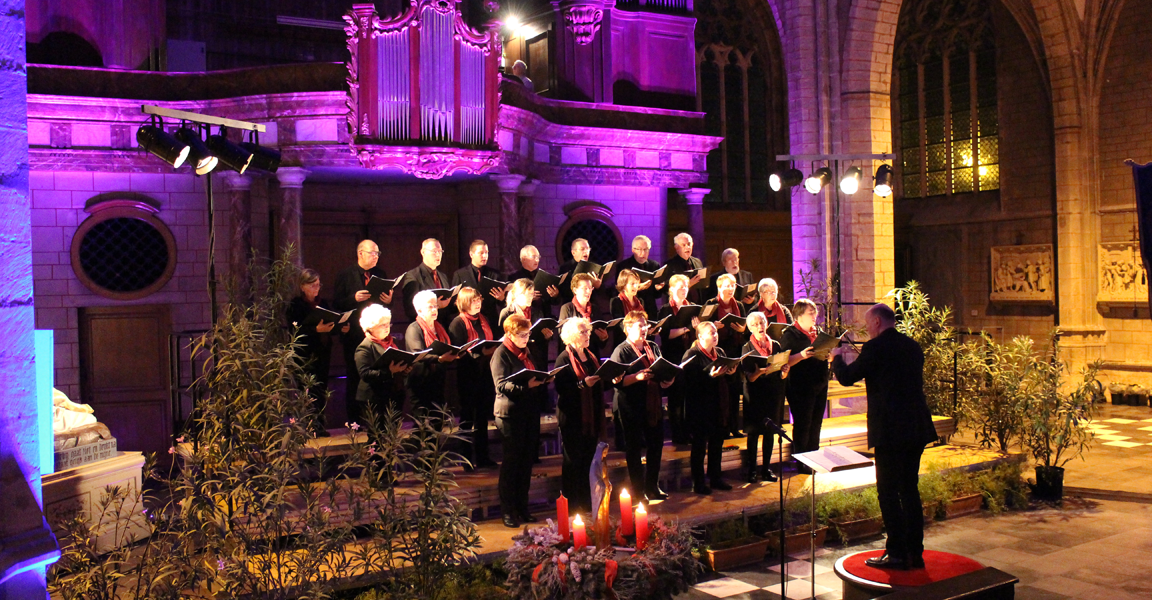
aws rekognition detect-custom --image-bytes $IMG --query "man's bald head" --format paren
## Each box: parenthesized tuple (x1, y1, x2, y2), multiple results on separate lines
(865, 303, 896, 337)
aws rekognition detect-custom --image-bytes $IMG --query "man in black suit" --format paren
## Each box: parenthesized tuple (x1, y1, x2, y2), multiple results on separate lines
(451, 239, 506, 325)
(662, 232, 706, 304)
(831, 303, 938, 571)
(401, 238, 452, 323)
(556, 238, 604, 304)
(615, 234, 662, 317)
(509, 244, 560, 318)
(332, 239, 393, 419)
(707, 248, 757, 306)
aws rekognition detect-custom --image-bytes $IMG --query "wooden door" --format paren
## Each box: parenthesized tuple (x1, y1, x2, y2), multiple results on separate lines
(78, 305, 172, 455)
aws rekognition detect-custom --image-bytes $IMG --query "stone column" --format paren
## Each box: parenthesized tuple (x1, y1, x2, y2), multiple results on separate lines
(517, 178, 541, 253)
(677, 188, 710, 261)
(276, 167, 309, 266)
(1, 0, 58, 595)
(222, 172, 253, 301)
(492, 174, 526, 274)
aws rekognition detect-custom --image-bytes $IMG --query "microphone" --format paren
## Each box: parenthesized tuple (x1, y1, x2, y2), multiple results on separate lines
(762, 417, 793, 443)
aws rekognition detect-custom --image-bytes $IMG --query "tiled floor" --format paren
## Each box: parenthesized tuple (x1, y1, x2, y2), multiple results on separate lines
(674, 403, 1152, 600)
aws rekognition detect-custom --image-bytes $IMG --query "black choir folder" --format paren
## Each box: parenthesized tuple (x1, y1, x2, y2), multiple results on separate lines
(628, 354, 695, 382)
(531, 317, 559, 334)
(531, 270, 568, 291)
(299, 306, 355, 328)
(372, 346, 430, 369)
(718, 312, 747, 327)
(499, 364, 569, 385)
(706, 352, 748, 370)
(809, 332, 842, 360)
(573, 260, 615, 279)
(467, 339, 503, 355)
(744, 350, 791, 374)
(633, 265, 668, 286)
(479, 276, 509, 296)
(766, 323, 789, 341)
(594, 358, 639, 382)
(792, 446, 873, 474)
(733, 283, 758, 303)
(366, 275, 404, 298)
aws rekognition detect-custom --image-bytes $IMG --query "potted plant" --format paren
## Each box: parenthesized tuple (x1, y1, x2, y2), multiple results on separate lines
(817, 488, 883, 544)
(918, 463, 950, 522)
(941, 468, 983, 519)
(973, 461, 1029, 514)
(755, 495, 828, 556)
(702, 519, 771, 571)
(1019, 330, 1103, 503)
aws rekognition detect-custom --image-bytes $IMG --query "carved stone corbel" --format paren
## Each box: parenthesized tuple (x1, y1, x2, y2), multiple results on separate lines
(558, 0, 606, 45)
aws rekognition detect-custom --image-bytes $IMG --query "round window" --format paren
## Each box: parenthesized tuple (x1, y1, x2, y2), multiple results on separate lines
(71, 206, 177, 300)
(559, 219, 621, 264)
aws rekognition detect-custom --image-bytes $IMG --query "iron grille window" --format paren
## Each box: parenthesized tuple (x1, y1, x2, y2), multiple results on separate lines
(560, 220, 620, 264)
(72, 207, 177, 300)
(895, 0, 998, 198)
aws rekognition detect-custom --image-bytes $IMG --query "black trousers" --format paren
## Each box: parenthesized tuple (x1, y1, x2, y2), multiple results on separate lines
(746, 432, 775, 474)
(874, 445, 926, 560)
(618, 397, 664, 495)
(496, 413, 539, 516)
(559, 417, 599, 515)
(458, 364, 494, 464)
(690, 423, 725, 486)
(342, 340, 362, 422)
(725, 374, 743, 433)
(788, 391, 827, 454)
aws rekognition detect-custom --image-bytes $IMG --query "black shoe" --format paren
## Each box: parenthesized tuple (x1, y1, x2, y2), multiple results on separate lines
(745, 470, 761, 484)
(865, 553, 909, 570)
(908, 555, 925, 569)
(693, 484, 712, 495)
(502, 514, 520, 528)
(760, 470, 779, 483)
(647, 487, 669, 501)
(519, 512, 539, 523)
(710, 479, 733, 491)
(731, 429, 745, 438)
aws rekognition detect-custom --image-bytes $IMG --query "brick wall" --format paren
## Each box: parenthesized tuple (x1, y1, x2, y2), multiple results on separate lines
(30, 170, 219, 400)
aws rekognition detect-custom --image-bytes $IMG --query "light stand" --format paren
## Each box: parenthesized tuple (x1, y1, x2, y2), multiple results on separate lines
(763, 417, 793, 597)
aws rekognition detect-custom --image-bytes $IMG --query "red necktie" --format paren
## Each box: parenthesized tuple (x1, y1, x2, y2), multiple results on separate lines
(433, 270, 442, 287)
(363, 271, 371, 286)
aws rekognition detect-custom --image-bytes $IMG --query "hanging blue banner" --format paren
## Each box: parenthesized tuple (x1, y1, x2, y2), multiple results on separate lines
(1128, 159, 1152, 313)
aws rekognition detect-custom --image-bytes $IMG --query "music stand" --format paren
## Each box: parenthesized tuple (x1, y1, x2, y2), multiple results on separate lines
(793, 446, 874, 600)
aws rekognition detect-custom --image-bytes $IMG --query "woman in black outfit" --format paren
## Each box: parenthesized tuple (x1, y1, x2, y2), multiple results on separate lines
(778, 298, 825, 473)
(742, 311, 790, 483)
(286, 268, 341, 423)
(705, 273, 749, 437)
(609, 269, 647, 350)
(681, 321, 739, 494)
(492, 314, 547, 528)
(558, 273, 609, 357)
(656, 274, 697, 446)
(754, 278, 793, 326)
(554, 317, 605, 515)
(354, 304, 411, 421)
(609, 311, 673, 505)
(499, 279, 554, 461)
(449, 287, 499, 469)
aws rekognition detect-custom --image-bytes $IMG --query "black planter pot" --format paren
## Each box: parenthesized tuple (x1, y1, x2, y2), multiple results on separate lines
(1033, 466, 1064, 502)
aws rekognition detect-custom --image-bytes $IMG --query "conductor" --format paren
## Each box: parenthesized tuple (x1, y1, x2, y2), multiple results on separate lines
(830, 303, 937, 570)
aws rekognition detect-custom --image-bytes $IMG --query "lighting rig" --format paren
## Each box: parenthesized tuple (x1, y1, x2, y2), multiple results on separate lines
(136, 105, 282, 323)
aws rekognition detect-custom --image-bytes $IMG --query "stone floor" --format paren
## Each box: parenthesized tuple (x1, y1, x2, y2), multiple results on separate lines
(672, 402, 1152, 600)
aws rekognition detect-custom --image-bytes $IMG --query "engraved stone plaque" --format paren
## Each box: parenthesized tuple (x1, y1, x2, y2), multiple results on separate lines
(990, 244, 1054, 304)
(1097, 242, 1149, 306)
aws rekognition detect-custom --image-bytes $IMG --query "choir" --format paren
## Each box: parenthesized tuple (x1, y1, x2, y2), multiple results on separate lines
(288, 235, 834, 526)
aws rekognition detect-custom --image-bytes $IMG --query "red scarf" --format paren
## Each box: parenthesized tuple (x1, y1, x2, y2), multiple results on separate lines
(760, 300, 788, 324)
(568, 346, 604, 437)
(517, 305, 532, 323)
(670, 297, 687, 314)
(750, 333, 774, 358)
(462, 312, 492, 342)
(503, 337, 535, 371)
(695, 341, 729, 422)
(618, 292, 644, 315)
(631, 339, 662, 427)
(797, 323, 818, 344)
(717, 296, 740, 318)
(417, 316, 449, 346)
(572, 298, 592, 320)
(372, 335, 396, 350)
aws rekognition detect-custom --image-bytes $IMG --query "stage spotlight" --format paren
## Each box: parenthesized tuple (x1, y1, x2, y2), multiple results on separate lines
(769, 168, 804, 192)
(805, 167, 832, 194)
(207, 128, 253, 174)
(874, 164, 893, 197)
(840, 166, 862, 195)
(175, 127, 218, 175)
(137, 125, 190, 169)
(240, 142, 281, 173)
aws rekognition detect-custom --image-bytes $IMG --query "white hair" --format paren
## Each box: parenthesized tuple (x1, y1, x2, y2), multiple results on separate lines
(560, 317, 591, 346)
(520, 245, 539, 259)
(359, 303, 391, 332)
(758, 278, 779, 293)
(746, 311, 768, 328)
(632, 235, 651, 247)
(721, 248, 739, 262)
(674, 232, 693, 246)
(413, 289, 438, 310)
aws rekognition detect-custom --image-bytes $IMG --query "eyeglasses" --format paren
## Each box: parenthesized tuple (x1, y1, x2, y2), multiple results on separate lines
(360, 250, 380, 257)
(511, 331, 531, 340)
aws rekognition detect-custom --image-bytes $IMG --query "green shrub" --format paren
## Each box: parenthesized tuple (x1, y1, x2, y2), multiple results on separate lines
(974, 461, 1029, 514)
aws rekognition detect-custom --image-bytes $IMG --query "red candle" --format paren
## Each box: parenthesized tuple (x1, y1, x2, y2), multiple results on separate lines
(635, 503, 649, 550)
(620, 488, 634, 535)
(572, 514, 587, 550)
(557, 494, 569, 541)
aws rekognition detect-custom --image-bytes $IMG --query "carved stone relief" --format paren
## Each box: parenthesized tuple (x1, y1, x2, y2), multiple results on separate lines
(990, 244, 1054, 303)
(1097, 242, 1149, 306)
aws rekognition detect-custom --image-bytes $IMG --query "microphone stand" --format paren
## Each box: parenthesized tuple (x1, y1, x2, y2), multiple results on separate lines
(764, 417, 793, 596)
